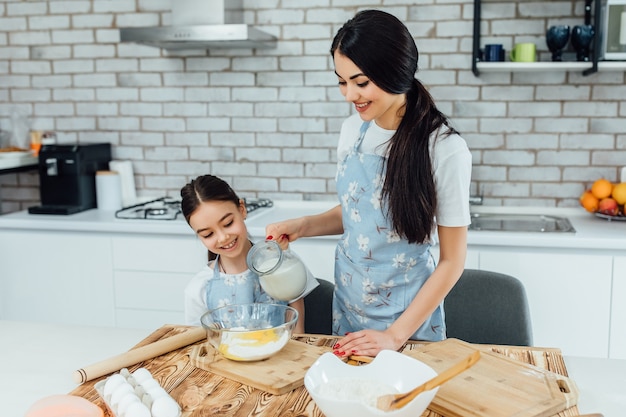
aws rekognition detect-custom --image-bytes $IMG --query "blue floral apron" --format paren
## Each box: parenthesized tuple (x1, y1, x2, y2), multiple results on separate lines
(333, 121, 444, 341)
(205, 255, 285, 310)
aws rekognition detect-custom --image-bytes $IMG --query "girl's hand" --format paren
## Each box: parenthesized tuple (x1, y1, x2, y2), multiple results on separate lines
(331, 329, 404, 358)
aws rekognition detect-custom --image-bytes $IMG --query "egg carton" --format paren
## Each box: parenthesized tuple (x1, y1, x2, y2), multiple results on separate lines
(94, 367, 181, 417)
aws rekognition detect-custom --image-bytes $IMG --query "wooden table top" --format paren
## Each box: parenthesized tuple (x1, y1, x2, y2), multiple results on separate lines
(69, 325, 581, 417)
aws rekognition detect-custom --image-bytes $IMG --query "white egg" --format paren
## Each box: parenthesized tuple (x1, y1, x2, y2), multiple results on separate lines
(140, 377, 161, 391)
(132, 367, 153, 385)
(151, 396, 181, 417)
(141, 386, 167, 409)
(146, 386, 168, 402)
(146, 387, 170, 406)
(103, 373, 126, 400)
(117, 392, 140, 416)
(123, 401, 152, 417)
(110, 382, 134, 410)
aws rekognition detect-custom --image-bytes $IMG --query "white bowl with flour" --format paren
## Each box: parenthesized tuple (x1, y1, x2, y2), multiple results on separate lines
(305, 350, 438, 417)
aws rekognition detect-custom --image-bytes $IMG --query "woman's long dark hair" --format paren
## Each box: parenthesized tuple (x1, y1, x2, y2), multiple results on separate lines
(180, 174, 241, 261)
(331, 9, 458, 244)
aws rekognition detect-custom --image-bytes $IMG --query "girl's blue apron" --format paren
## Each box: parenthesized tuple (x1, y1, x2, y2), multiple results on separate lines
(333, 121, 444, 341)
(204, 255, 285, 309)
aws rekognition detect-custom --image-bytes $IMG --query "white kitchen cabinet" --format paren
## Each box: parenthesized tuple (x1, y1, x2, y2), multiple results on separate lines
(111, 235, 207, 329)
(610, 256, 626, 360)
(479, 248, 612, 358)
(0, 230, 115, 326)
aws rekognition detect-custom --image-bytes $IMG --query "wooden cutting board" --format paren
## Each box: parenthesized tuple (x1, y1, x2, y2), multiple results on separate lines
(403, 338, 578, 417)
(190, 339, 329, 395)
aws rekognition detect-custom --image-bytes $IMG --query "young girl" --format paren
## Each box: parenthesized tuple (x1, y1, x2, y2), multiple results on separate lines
(181, 174, 317, 332)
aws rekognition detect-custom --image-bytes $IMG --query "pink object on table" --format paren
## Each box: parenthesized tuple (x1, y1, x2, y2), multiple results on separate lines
(25, 394, 103, 417)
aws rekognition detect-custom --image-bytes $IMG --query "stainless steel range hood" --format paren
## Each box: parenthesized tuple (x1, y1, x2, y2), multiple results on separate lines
(120, 25, 276, 50)
(119, 0, 276, 50)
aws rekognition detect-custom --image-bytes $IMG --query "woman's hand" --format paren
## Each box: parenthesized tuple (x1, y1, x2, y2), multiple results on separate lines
(265, 204, 344, 250)
(265, 217, 306, 250)
(331, 329, 404, 358)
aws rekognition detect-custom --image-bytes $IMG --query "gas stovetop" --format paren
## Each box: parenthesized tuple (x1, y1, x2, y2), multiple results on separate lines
(114, 197, 273, 220)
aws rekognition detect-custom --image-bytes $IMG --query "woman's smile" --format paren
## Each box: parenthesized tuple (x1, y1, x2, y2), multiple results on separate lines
(354, 101, 371, 113)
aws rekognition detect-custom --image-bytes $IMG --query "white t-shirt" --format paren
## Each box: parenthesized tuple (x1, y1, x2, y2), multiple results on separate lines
(337, 113, 472, 228)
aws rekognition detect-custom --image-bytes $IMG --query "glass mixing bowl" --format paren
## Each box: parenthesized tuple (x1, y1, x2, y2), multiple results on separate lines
(200, 303, 298, 361)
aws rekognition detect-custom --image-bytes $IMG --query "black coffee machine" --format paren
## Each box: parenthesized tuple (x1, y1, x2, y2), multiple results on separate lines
(28, 143, 112, 215)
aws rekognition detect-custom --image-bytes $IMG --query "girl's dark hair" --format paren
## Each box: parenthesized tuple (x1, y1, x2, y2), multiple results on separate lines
(331, 9, 458, 243)
(180, 174, 241, 261)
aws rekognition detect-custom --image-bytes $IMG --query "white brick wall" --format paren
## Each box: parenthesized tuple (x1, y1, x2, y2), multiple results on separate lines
(1, 0, 625, 214)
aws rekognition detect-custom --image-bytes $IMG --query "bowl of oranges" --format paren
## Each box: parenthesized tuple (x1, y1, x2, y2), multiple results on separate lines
(580, 178, 626, 220)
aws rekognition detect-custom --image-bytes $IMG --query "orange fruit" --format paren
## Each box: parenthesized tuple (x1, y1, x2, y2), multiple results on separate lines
(579, 190, 599, 212)
(611, 182, 626, 205)
(591, 178, 613, 199)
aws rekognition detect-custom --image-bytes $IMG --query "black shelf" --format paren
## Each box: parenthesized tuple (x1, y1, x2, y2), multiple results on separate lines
(472, 0, 603, 77)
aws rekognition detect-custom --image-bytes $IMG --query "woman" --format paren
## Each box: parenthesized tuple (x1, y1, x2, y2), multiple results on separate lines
(265, 10, 472, 357)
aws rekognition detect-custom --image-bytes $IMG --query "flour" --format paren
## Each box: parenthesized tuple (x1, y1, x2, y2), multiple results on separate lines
(317, 377, 399, 408)
(218, 327, 290, 361)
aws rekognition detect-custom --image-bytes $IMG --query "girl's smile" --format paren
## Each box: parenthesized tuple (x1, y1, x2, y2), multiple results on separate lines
(219, 237, 238, 251)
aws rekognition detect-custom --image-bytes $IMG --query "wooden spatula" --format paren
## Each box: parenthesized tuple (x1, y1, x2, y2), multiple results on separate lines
(376, 350, 481, 411)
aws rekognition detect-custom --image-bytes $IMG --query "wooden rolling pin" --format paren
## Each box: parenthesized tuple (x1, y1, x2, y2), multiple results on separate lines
(73, 326, 206, 384)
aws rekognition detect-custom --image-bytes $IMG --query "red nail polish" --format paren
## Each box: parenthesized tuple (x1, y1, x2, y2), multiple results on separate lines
(266, 235, 273, 240)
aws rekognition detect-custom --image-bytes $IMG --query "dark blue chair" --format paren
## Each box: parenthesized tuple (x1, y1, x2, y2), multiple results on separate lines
(444, 269, 533, 346)
(303, 279, 334, 335)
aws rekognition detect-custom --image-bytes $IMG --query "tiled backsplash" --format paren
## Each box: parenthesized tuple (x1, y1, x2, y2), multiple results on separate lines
(1, 0, 625, 213)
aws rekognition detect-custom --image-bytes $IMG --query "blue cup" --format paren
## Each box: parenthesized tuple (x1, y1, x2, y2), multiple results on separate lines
(484, 44, 505, 62)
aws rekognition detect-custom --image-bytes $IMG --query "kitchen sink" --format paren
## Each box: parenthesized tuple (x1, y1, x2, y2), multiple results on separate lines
(469, 212, 576, 233)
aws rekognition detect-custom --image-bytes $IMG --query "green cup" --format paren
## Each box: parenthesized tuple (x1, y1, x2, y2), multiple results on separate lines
(510, 43, 536, 62)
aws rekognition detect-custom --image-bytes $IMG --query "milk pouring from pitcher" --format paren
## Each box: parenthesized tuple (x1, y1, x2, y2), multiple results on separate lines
(246, 240, 307, 301)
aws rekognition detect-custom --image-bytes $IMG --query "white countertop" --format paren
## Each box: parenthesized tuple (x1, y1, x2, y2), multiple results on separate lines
(0, 200, 339, 238)
(464, 205, 626, 251)
(0, 153, 37, 171)
(1, 320, 624, 417)
(1, 201, 626, 251)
